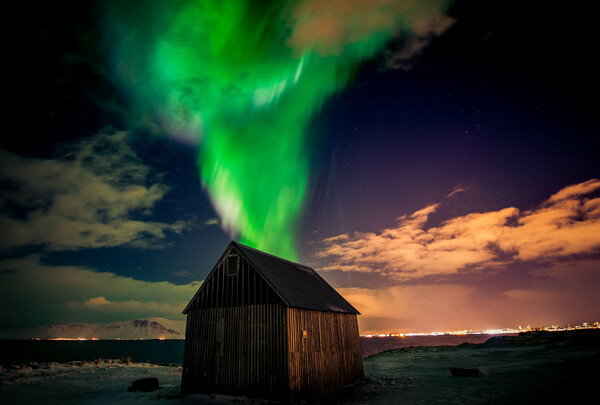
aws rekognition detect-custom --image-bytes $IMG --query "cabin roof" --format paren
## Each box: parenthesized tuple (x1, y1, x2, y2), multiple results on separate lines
(184, 241, 359, 315)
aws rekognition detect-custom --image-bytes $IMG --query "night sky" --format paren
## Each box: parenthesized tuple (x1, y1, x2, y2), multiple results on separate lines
(3, 0, 598, 334)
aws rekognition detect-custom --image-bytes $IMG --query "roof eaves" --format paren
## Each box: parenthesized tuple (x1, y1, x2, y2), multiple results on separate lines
(307, 268, 361, 315)
(234, 242, 360, 314)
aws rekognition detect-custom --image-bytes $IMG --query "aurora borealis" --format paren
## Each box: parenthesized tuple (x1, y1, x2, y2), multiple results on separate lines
(3, 0, 599, 334)
(104, 0, 452, 260)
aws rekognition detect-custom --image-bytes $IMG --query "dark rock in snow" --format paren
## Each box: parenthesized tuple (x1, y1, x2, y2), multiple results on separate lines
(450, 367, 480, 377)
(128, 377, 159, 392)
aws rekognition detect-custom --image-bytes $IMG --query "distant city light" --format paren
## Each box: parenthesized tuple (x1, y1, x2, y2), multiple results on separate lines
(360, 321, 600, 337)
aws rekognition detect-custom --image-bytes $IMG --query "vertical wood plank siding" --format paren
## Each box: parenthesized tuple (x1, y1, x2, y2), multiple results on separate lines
(182, 250, 363, 399)
(182, 254, 287, 397)
(286, 307, 363, 398)
(181, 304, 288, 397)
(188, 255, 281, 311)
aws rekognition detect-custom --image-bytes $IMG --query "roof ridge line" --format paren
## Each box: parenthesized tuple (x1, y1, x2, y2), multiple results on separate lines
(233, 241, 311, 269)
(232, 242, 292, 307)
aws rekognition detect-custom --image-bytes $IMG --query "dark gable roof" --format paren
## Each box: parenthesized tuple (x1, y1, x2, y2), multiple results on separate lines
(234, 242, 359, 314)
(184, 241, 359, 315)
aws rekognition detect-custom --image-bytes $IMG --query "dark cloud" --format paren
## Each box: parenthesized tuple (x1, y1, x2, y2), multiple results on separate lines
(0, 132, 191, 251)
(0, 255, 201, 330)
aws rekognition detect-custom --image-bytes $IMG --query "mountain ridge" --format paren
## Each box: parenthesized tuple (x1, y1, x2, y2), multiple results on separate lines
(1, 319, 185, 340)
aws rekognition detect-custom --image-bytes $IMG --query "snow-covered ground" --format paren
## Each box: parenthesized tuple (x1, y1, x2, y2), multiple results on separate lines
(1, 331, 598, 404)
(0, 359, 260, 405)
(324, 331, 600, 404)
(0, 360, 184, 404)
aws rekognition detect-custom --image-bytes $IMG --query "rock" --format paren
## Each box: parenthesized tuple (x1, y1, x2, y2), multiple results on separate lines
(450, 367, 480, 377)
(29, 362, 40, 369)
(8, 364, 21, 371)
(128, 377, 159, 392)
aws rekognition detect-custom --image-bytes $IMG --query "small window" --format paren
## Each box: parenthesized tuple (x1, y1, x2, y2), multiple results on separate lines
(226, 253, 239, 276)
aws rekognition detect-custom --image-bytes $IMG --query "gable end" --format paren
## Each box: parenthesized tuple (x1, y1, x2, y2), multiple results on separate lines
(183, 243, 286, 313)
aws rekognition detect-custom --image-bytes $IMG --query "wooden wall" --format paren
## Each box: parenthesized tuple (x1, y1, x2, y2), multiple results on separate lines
(181, 304, 288, 397)
(187, 252, 281, 311)
(182, 247, 364, 399)
(287, 308, 364, 398)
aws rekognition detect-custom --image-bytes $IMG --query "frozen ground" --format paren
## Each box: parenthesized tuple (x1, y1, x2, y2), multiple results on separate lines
(1, 330, 598, 404)
(0, 360, 185, 404)
(0, 360, 246, 404)
(323, 330, 600, 404)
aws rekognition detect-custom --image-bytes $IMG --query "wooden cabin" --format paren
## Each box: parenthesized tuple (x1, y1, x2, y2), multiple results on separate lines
(181, 241, 363, 400)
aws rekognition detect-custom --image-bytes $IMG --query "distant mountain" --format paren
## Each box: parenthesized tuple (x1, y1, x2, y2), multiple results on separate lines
(146, 317, 186, 335)
(4, 319, 184, 340)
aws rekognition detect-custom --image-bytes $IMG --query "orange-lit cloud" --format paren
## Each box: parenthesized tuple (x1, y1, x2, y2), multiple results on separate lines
(446, 185, 467, 198)
(0, 132, 191, 251)
(317, 179, 600, 280)
(286, 0, 454, 66)
(83, 296, 111, 307)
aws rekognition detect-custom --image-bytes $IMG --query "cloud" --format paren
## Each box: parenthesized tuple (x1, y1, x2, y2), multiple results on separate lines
(70, 297, 186, 316)
(446, 185, 467, 198)
(203, 218, 219, 227)
(384, 11, 455, 69)
(321, 264, 373, 273)
(0, 255, 201, 330)
(547, 179, 600, 203)
(339, 257, 600, 333)
(84, 296, 111, 307)
(0, 131, 190, 251)
(286, 0, 454, 67)
(317, 179, 600, 280)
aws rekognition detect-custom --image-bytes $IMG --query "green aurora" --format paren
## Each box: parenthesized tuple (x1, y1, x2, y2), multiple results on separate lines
(105, 0, 452, 260)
